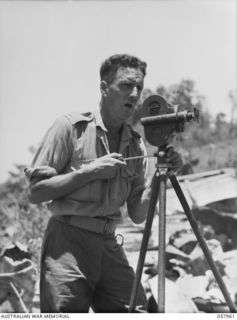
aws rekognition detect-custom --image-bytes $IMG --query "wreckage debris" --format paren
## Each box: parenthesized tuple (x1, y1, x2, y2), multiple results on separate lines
(119, 195, 237, 313)
(0, 241, 37, 313)
(142, 208, 237, 312)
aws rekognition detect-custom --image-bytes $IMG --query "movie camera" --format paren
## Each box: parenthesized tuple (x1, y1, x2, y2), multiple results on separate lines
(141, 95, 199, 147)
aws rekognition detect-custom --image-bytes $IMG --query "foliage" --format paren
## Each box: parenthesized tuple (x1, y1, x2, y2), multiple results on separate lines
(0, 164, 51, 270)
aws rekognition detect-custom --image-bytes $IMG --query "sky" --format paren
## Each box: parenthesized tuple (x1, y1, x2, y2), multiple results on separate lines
(0, 0, 236, 182)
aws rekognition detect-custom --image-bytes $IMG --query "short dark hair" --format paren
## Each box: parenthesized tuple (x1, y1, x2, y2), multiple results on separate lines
(100, 54, 147, 84)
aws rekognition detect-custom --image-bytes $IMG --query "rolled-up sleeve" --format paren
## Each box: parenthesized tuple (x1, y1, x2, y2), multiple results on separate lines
(31, 116, 74, 174)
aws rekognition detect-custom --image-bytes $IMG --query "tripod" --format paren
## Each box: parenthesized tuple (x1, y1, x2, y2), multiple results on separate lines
(128, 146, 237, 313)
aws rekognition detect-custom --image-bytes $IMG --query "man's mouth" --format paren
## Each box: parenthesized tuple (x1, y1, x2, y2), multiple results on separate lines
(124, 103, 133, 109)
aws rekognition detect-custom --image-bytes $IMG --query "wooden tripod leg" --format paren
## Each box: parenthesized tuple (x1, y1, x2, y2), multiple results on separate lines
(169, 171, 237, 313)
(158, 170, 167, 313)
(128, 172, 160, 312)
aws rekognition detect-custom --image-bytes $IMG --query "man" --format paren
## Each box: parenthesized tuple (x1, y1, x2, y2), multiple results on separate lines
(25, 54, 181, 312)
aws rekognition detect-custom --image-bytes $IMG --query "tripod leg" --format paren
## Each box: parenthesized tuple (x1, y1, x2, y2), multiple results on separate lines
(158, 170, 167, 313)
(169, 171, 237, 313)
(128, 172, 160, 312)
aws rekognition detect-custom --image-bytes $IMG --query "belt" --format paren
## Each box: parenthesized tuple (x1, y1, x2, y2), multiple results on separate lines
(56, 215, 117, 235)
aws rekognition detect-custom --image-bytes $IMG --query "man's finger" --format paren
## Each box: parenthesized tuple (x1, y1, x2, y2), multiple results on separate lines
(113, 158, 127, 165)
(109, 153, 123, 159)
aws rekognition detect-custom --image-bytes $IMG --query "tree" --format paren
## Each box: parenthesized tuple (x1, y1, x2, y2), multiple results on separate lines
(228, 90, 237, 124)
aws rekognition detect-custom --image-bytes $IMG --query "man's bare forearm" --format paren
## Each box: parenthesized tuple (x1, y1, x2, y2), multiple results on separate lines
(29, 166, 97, 204)
(127, 182, 153, 224)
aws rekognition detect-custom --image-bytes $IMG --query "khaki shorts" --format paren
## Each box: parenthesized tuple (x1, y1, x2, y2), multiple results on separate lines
(40, 216, 147, 313)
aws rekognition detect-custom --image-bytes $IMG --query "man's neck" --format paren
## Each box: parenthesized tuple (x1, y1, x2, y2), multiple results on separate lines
(100, 103, 123, 134)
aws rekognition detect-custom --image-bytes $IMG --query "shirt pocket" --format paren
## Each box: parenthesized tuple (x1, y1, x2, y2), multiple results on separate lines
(69, 136, 105, 202)
(69, 155, 104, 203)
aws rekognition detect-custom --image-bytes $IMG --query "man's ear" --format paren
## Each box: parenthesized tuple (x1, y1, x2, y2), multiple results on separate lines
(100, 81, 109, 97)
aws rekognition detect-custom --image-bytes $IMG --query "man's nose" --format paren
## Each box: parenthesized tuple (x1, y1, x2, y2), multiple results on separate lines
(130, 86, 139, 99)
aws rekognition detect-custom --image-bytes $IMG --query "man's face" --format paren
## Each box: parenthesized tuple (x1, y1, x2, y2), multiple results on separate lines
(102, 67, 144, 123)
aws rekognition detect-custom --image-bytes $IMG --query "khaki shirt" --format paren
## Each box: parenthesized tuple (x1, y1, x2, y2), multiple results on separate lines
(31, 110, 149, 221)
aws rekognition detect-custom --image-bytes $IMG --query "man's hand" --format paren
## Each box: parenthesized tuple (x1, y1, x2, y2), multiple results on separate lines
(166, 145, 183, 172)
(87, 153, 127, 179)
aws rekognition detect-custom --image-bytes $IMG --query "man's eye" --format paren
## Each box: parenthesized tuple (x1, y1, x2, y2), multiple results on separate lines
(137, 86, 143, 92)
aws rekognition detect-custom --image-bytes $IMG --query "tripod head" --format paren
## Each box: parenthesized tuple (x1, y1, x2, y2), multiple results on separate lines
(141, 95, 199, 147)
